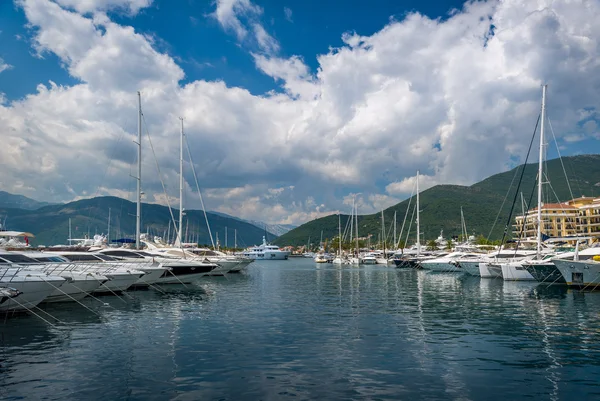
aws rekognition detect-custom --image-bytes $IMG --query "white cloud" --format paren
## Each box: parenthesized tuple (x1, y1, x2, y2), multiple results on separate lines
(53, 0, 152, 15)
(284, 7, 293, 23)
(0, 58, 12, 73)
(253, 23, 279, 54)
(212, 0, 262, 41)
(2, 0, 600, 226)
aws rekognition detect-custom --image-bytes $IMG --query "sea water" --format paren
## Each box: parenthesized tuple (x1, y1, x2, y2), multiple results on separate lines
(1, 258, 600, 400)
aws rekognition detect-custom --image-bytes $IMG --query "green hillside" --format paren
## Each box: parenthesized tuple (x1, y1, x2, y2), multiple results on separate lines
(0, 196, 274, 247)
(275, 154, 600, 247)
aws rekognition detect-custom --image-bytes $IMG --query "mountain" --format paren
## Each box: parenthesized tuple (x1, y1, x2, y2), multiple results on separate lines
(208, 211, 295, 237)
(246, 221, 297, 237)
(0, 196, 273, 247)
(274, 154, 600, 247)
(0, 191, 56, 211)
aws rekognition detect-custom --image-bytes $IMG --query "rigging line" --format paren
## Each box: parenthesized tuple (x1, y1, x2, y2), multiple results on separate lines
(183, 133, 215, 249)
(498, 114, 541, 253)
(547, 117, 575, 201)
(514, 166, 539, 257)
(396, 178, 416, 249)
(486, 161, 523, 240)
(404, 202, 417, 249)
(140, 112, 180, 242)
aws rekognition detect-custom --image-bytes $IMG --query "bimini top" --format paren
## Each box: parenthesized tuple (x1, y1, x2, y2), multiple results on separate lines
(0, 231, 35, 238)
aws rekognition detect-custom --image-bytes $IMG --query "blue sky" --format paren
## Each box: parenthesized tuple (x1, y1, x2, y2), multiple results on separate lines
(0, 0, 599, 225)
(1, 0, 467, 100)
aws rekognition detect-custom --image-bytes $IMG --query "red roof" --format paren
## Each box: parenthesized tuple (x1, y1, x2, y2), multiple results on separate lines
(530, 203, 578, 211)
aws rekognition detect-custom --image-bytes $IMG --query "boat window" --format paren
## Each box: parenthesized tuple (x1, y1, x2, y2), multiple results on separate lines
(102, 250, 143, 258)
(60, 254, 102, 262)
(0, 258, 8, 264)
(95, 254, 119, 261)
(32, 256, 68, 263)
(135, 251, 153, 257)
(0, 254, 38, 263)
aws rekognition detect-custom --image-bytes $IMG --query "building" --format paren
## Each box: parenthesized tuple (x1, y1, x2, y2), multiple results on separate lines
(513, 196, 600, 243)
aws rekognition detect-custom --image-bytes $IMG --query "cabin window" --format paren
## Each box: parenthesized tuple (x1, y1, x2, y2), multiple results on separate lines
(61, 254, 102, 262)
(1, 254, 37, 263)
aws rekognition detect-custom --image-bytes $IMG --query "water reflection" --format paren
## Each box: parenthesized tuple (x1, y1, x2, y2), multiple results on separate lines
(1, 260, 600, 400)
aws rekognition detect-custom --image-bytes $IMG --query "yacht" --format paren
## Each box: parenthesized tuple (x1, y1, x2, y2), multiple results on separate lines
(95, 248, 218, 283)
(524, 244, 599, 284)
(360, 254, 377, 265)
(242, 237, 290, 260)
(185, 247, 254, 273)
(0, 266, 66, 312)
(420, 252, 470, 272)
(0, 251, 108, 302)
(46, 252, 146, 293)
(314, 254, 329, 263)
(552, 245, 600, 287)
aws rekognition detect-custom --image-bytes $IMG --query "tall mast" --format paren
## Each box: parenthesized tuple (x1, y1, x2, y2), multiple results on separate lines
(537, 85, 547, 258)
(68, 218, 72, 245)
(381, 209, 385, 253)
(416, 170, 421, 256)
(225, 227, 228, 248)
(234, 229, 237, 249)
(393, 211, 397, 249)
(338, 213, 342, 257)
(136, 91, 142, 250)
(520, 192, 526, 238)
(107, 208, 111, 244)
(355, 199, 359, 256)
(177, 117, 184, 247)
(460, 206, 465, 241)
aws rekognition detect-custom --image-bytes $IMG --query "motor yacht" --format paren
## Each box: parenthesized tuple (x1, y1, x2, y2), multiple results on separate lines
(0, 251, 108, 303)
(0, 266, 66, 312)
(242, 237, 290, 260)
(95, 248, 218, 283)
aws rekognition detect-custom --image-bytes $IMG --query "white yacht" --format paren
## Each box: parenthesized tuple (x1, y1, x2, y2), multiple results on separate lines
(95, 248, 218, 283)
(0, 266, 66, 312)
(360, 254, 377, 265)
(46, 252, 146, 293)
(242, 237, 290, 260)
(421, 252, 469, 272)
(553, 246, 600, 287)
(0, 251, 108, 302)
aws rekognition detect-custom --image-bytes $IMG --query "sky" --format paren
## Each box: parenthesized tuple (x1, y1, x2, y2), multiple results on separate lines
(0, 0, 599, 226)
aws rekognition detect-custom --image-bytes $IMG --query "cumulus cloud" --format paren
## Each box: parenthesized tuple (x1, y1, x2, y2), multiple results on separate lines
(53, 0, 152, 15)
(2, 0, 600, 225)
(0, 58, 12, 73)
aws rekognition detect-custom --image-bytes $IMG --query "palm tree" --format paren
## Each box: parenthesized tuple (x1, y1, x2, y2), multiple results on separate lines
(426, 239, 437, 251)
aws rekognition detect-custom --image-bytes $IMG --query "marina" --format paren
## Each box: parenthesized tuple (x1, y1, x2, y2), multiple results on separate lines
(2, 259, 600, 400)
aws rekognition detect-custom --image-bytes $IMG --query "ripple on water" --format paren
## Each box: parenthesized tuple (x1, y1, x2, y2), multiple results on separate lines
(2, 261, 600, 400)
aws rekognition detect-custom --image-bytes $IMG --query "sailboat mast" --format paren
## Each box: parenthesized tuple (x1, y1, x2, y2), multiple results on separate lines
(355, 199, 359, 256)
(393, 211, 397, 249)
(416, 170, 421, 256)
(68, 218, 72, 245)
(107, 208, 111, 244)
(537, 85, 547, 258)
(338, 213, 342, 257)
(381, 209, 385, 253)
(178, 117, 184, 247)
(136, 91, 142, 250)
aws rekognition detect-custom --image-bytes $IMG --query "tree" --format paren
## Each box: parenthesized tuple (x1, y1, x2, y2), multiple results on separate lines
(445, 239, 454, 250)
(426, 239, 438, 251)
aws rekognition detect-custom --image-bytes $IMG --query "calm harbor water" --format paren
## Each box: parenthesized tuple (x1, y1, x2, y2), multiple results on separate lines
(2, 258, 600, 400)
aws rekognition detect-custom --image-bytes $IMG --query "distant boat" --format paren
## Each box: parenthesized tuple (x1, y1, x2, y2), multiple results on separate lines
(242, 236, 290, 260)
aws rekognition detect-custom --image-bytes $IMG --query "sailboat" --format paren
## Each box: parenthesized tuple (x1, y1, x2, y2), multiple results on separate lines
(332, 213, 347, 265)
(500, 85, 552, 281)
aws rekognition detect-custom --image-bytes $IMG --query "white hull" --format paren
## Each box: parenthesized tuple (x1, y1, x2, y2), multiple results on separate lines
(553, 259, 600, 287)
(205, 262, 235, 276)
(361, 258, 377, 265)
(246, 253, 289, 260)
(0, 276, 65, 312)
(45, 274, 106, 303)
(155, 271, 208, 284)
(132, 268, 166, 286)
(94, 271, 144, 293)
(228, 260, 253, 273)
(376, 258, 389, 265)
(459, 261, 481, 276)
(501, 262, 536, 281)
(479, 263, 503, 278)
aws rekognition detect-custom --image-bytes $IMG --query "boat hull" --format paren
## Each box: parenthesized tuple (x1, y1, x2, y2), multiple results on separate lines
(479, 263, 503, 278)
(501, 263, 536, 281)
(524, 263, 565, 284)
(45, 274, 106, 302)
(94, 271, 145, 293)
(553, 259, 600, 288)
(0, 276, 66, 312)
